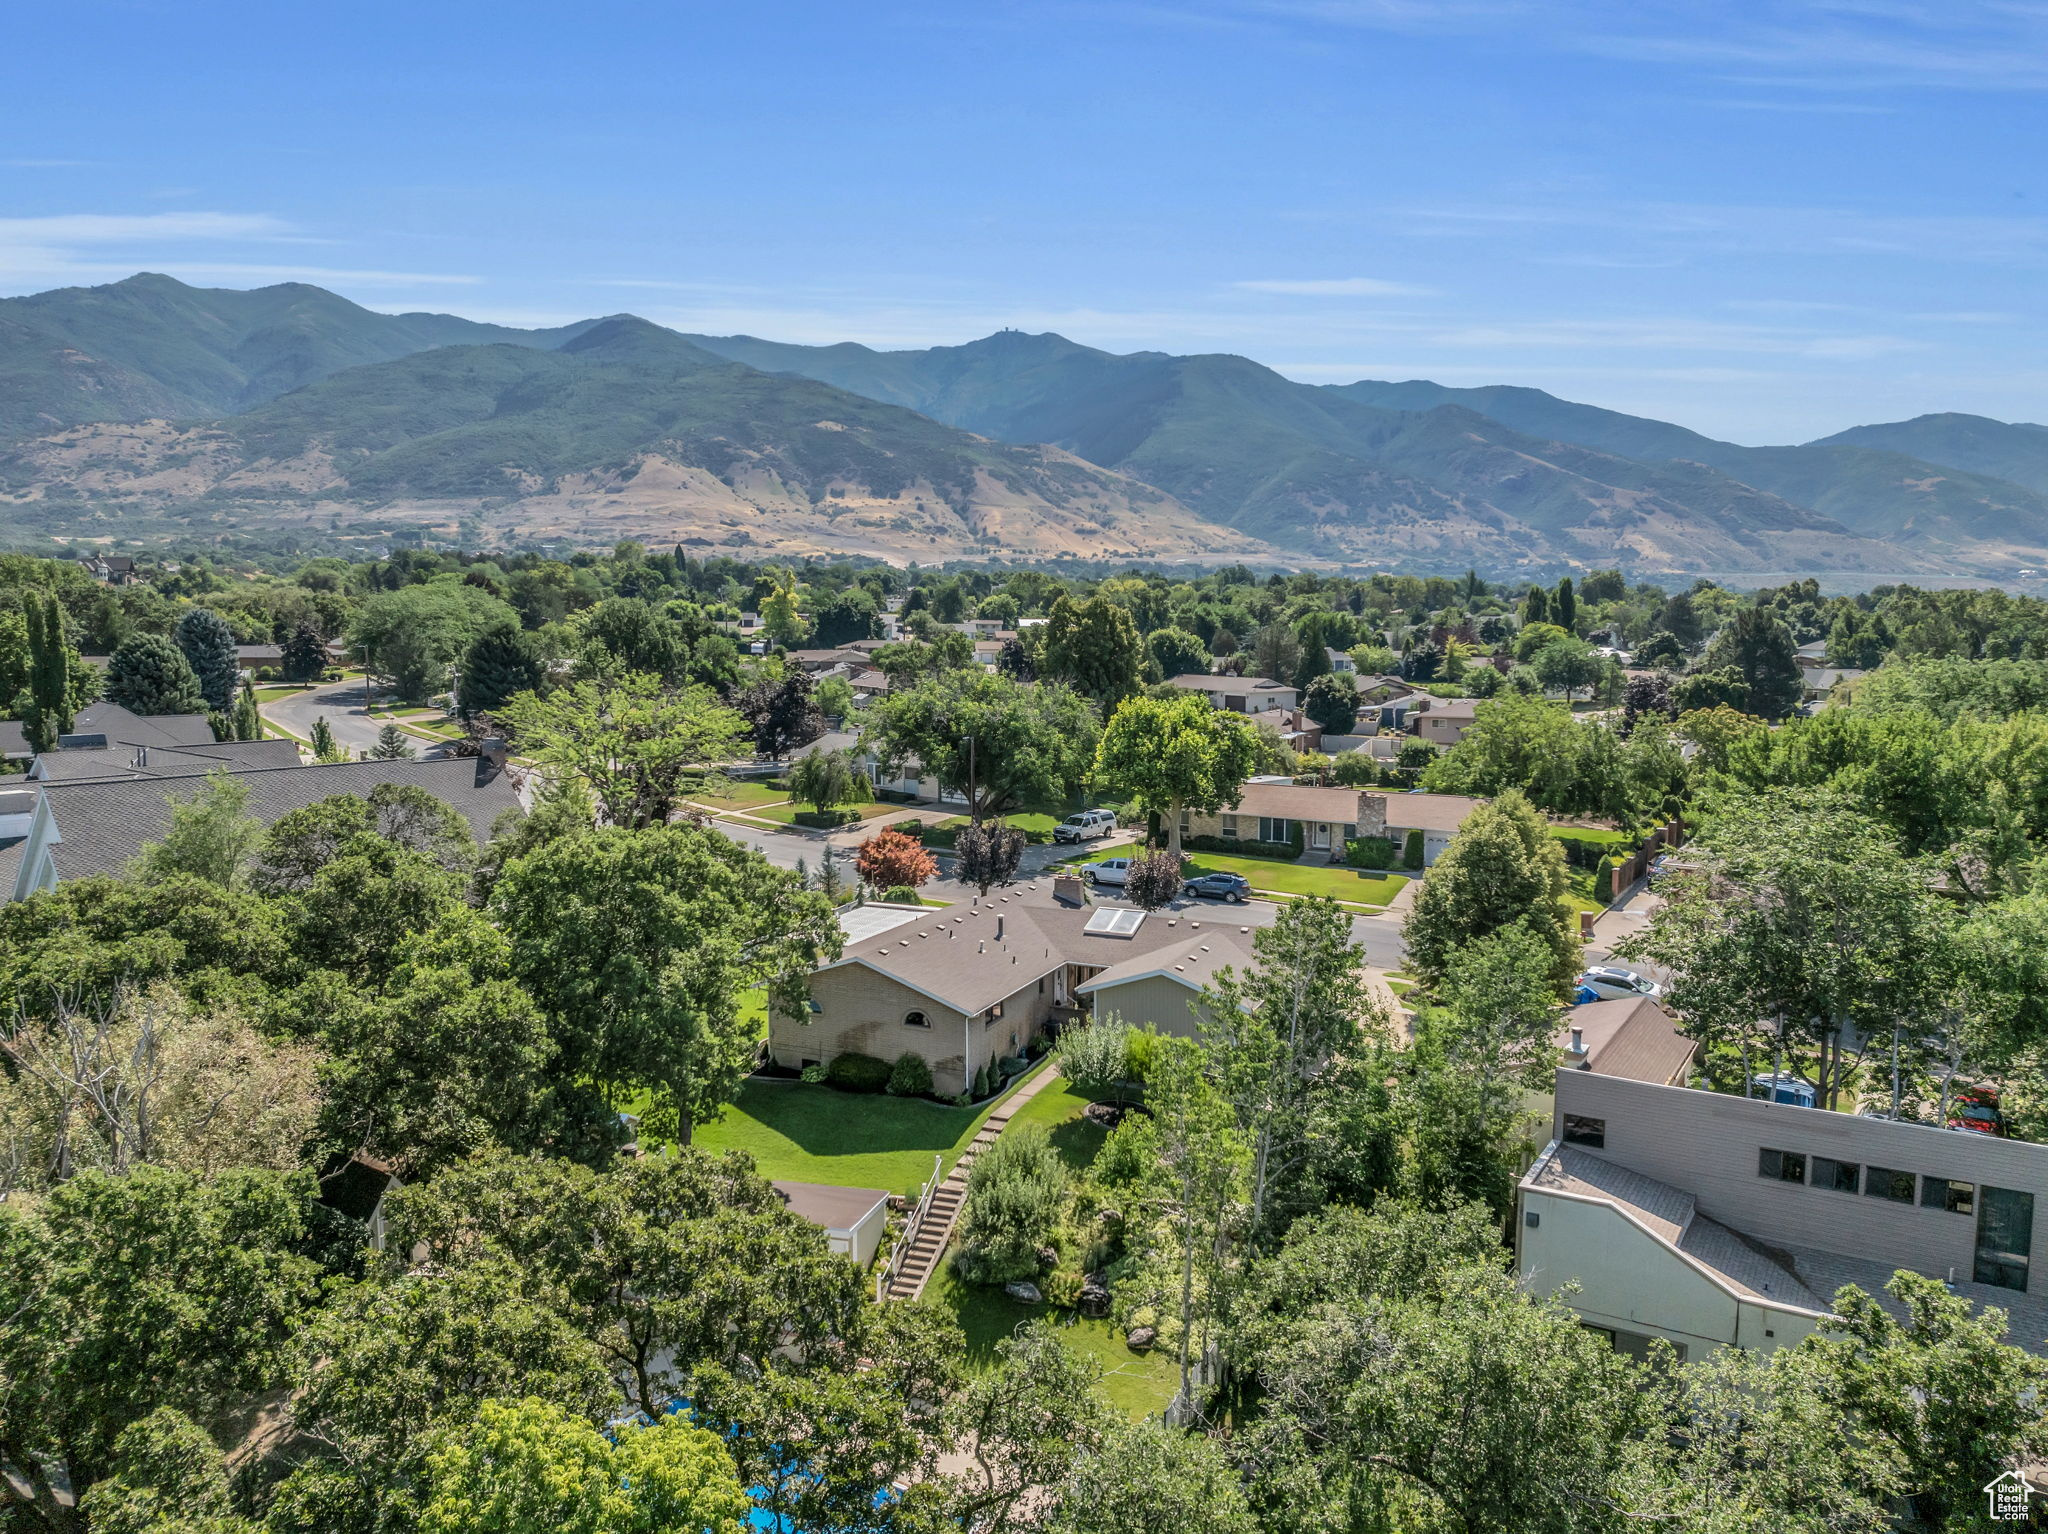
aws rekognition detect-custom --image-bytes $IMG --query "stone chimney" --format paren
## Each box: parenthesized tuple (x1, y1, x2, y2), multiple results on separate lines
(1356, 792, 1388, 840)
(477, 735, 509, 781)
(1052, 873, 1086, 907)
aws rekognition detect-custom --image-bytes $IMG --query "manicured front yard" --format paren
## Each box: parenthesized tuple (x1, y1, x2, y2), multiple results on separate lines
(747, 800, 864, 828)
(921, 811, 1061, 848)
(691, 780, 792, 811)
(1073, 849, 1409, 909)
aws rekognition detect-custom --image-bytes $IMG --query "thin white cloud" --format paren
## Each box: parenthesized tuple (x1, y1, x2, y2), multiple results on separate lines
(0, 212, 292, 243)
(5, 158, 100, 169)
(1234, 276, 1439, 296)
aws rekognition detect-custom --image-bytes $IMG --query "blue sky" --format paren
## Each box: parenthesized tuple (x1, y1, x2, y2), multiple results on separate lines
(3, 0, 2044, 442)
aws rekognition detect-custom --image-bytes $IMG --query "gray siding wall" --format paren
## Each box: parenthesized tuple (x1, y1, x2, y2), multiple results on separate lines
(1555, 1071, 2048, 1287)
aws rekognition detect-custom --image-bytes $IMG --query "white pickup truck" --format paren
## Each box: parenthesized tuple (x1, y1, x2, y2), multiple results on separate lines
(1053, 809, 1117, 844)
(1082, 857, 1133, 887)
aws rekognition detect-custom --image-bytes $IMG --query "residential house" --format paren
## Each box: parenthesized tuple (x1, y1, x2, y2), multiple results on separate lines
(1181, 785, 1484, 865)
(770, 893, 1255, 1096)
(4, 749, 522, 900)
(1409, 696, 1480, 747)
(77, 554, 139, 585)
(786, 647, 871, 674)
(1245, 708, 1322, 753)
(1166, 674, 1299, 714)
(1324, 647, 1355, 674)
(1518, 1067, 2048, 1360)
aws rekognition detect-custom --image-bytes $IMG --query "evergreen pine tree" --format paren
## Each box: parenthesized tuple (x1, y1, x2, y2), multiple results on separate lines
(368, 722, 416, 760)
(173, 608, 241, 712)
(457, 618, 544, 719)
(232, 680, 262, 741)
(104, 633, 205, 715)
(22, 592, 74, 753)
(281, 619, 328, 684)
(1552, 577, 1577, 634)
(309, 716, 344, 761)
(1520, 585, 1550, 627)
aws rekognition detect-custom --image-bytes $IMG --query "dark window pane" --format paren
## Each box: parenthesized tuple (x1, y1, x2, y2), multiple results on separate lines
(1814, 1157, 1861, 1193)
(1563, 1115, 1605, 1149)
(1976, 1187, 2034, 1293)
(1759, 1148, 1806, 1184)
(1865, 1167, 1916, 1203)
(1924, 1177, 1975, 1215)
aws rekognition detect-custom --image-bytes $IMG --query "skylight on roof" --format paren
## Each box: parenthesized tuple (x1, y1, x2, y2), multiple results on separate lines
(1083, 907, 1146, 938)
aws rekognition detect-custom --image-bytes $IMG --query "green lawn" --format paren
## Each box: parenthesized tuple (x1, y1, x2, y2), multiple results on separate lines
(692, 1058, 1052, 1196)
(748, 800, 865, 828)
(1550, 826, 1639, 847)
(691, 780, 792, 811)
(1177, 852, 1409, 909)
(1000, 1079, 1111, 1173)
(1563, 866, 1605, 914)
(928, 1263, 1179, 1418)
(922, 811, 1061, 849)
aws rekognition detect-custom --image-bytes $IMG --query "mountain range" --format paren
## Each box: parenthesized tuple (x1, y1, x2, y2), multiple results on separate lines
(3, 273, 2045, 576)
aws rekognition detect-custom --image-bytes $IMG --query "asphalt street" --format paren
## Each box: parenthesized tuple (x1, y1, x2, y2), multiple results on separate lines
(259, 678, 452, 760)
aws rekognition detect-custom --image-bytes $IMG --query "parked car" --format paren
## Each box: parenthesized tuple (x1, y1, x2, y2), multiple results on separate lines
(1083, 857, 1133, 887)
(1181, 871, 1251, 903)
(1574, 966, 1663, 1001)
(1949, 1086, 2007, 1137)
(1750, 1073, 1818, 1108)
(1053, 809, 1118, 844)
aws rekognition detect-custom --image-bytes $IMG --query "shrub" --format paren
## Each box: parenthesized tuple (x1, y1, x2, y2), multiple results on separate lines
(1123, 850, 1185, 911)
(800, 1064, 827, 1084)
(1124, 1026, 1165, 1084)
(1332, 752, 1379, 787)
(856, 827, 937, 890)
(953, 1123, 1069, 1285)
(1595, 855, 1624, 904)
(1344, 835, 1399, 869)
(972, 1063, 992, 1100)
(1553, 833, 1634, 870)
(887, 1052, 934, 1098)
(1059, 1017, 1133, 1100)
(1181, 833, 1297, 859)
(882, 884, 923, 904)
(1402, 829, 1425, 870)
(826, 1052, 892, 1093)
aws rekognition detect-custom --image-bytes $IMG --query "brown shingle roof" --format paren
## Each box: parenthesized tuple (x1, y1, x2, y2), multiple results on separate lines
(1558, 997, 1696, 1086)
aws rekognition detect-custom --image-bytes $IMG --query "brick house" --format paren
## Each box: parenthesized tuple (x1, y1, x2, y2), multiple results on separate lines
(768, 895, 1255, 1095)
(1180, 785, 1484, 865)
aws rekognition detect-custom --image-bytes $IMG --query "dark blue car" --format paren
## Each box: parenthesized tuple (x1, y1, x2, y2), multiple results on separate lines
(1181, 871, 1252, 903)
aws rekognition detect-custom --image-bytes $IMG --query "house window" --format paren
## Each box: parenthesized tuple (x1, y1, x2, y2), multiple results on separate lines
(1865, 1166, 1916, 1204)
(1258, 817, 1291, 843)
(1179, 810, 1191, 832)
(904, 1010, 930, 1030)
(1220, 815, 1240, 838)
(1562, 1115, 1605, 1149)
(984, 1001, 1004, 1027)
(1924, 1177, 1975, 1216)
(1976, 1187, 2033, 1292)
(1813, 1156, 1860, 1194)
(1758, 1148, 1806, 1184)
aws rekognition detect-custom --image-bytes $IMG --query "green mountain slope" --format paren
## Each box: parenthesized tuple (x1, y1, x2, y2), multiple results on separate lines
(686, 329, 1888, 571)
(0, 273, 595, 439)
(0, 315, 1259, 564)
(1811, 413, 2048, 497)
(1329, 378, 2048, 559)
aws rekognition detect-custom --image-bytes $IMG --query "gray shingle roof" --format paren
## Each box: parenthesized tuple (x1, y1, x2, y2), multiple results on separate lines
(0, 721, 26, 758)
(38, 756, 521, 882)
(71, 702, 217, 748)
(31, 738, 303, 783)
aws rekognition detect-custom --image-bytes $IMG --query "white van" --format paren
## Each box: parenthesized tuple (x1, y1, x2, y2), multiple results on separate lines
(1053, 809, 1118, 844)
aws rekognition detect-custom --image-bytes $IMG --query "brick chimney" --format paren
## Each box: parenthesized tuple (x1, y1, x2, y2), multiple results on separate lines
(477, 735, 509, 781)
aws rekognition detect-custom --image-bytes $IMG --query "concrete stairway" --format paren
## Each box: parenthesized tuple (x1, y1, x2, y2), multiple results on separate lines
(884, 1064, 1060, 1302)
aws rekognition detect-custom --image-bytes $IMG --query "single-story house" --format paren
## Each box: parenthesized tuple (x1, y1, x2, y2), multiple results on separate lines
(1799, 666, 1865, 701)
(1166, 674, 1299, 714)
(4, 748, 522, 900)
(786, 647, 871, 674)
(773, 1180, 891, 1267)
(770, 894, 1256, 1096)
(1410, 696, 1481, 746)
(1182, 785, 1484, 865)
(1558, 997, 1696, 1088)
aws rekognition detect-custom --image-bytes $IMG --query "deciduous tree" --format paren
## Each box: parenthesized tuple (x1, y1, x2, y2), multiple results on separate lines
(861, 669, 1096, 825)
(854, 826, 936, 890)
(1402, 790, 1580, 997)
(1094, 693, 1260, 857)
